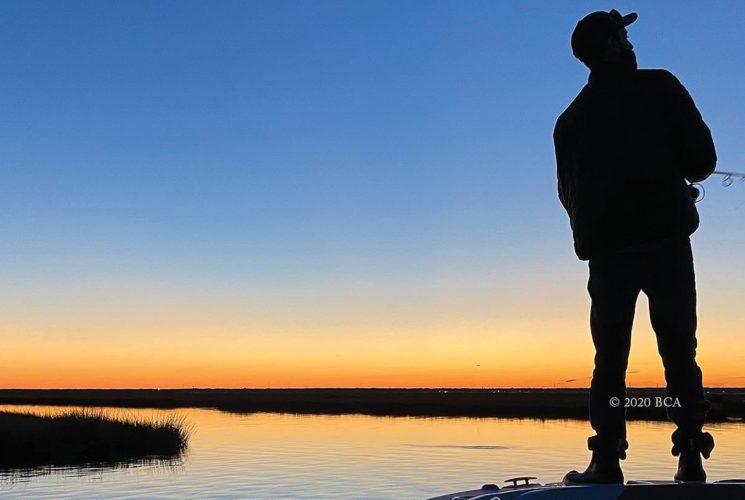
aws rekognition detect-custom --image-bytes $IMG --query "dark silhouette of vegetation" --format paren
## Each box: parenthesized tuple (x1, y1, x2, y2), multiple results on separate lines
(1, 388, 743, 421)
(0, 409, 189, 469)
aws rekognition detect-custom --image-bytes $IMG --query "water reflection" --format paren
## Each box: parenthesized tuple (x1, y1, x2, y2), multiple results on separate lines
(0, 405, 744, 498)
(403, 444, 509, 450)
(0, 457, 185, 486)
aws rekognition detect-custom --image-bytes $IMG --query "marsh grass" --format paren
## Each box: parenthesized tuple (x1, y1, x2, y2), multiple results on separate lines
(0, 408, 190, 469)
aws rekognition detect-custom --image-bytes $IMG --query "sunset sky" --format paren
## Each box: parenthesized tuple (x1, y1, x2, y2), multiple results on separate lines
(1, 1, 744, 388)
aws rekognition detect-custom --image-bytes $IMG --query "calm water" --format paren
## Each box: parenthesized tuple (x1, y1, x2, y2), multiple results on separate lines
(1, 405, 744, 498)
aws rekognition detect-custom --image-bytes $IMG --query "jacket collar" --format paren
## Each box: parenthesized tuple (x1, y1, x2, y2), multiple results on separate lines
(588, 62, 637, 85)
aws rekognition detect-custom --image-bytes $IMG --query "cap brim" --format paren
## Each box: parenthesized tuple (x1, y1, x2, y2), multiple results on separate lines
(620, 12, 638, 26)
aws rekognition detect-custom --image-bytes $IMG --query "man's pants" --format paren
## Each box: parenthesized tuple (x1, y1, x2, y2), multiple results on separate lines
(587, 237, 710, 441)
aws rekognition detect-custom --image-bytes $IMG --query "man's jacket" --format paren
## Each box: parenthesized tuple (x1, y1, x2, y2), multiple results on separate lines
(553, 67, 717, 260)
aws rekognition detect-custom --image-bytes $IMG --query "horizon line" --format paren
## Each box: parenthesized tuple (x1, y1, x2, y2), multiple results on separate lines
(1, 386, 744, 391)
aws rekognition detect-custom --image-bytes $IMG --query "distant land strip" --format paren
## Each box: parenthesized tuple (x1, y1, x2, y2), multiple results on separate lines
(0, 388, 743, 421)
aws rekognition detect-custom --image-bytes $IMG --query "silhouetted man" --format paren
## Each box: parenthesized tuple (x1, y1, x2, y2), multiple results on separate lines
(553, 10, 716, 483)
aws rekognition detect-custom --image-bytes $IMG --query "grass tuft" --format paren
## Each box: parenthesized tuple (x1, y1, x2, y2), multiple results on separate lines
(0, 409, 190, 469)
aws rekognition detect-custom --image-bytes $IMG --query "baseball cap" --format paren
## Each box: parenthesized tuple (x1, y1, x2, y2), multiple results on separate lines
(571, 9, 638, 65)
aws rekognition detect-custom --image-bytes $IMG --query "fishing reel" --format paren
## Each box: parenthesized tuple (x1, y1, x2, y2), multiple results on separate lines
(689, 171, 745, 203)
(689, 183, 703, 202)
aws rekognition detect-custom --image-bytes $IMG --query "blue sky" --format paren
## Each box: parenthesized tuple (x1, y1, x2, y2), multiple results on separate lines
(1, 1, 744, 387)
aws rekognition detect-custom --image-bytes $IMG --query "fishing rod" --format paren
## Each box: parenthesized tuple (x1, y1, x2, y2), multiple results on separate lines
(690, 170, 745, 203)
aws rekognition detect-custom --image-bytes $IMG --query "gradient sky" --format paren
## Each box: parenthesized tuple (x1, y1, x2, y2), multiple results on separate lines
(1, 1, 744, 388)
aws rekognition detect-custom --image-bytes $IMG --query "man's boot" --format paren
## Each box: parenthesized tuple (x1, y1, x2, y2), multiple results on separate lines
(563, 435, 628, 484)
(672, 430, 714, 482)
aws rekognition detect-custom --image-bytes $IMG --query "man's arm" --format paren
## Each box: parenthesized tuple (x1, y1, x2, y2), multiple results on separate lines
(553, 122, 572, 215)
(661, 71, 717, 182)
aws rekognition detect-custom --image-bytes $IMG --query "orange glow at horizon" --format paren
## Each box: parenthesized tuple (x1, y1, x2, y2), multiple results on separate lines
(2, 272, 743, 389)
(1, 317, 740, 389)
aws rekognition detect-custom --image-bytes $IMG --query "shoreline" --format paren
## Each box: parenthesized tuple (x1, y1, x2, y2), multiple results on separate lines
(1, 388, 743, 421)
